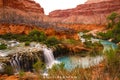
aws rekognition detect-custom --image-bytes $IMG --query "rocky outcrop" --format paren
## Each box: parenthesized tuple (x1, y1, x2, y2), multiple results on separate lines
(49, 0, 120, 24)
(0, 0, 44, 14)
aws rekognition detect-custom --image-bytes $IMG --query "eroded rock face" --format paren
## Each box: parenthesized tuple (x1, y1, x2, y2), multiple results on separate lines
(0, 0, 44, 14)
(49, 0, 120, 24)
(0, 24, 79, 40)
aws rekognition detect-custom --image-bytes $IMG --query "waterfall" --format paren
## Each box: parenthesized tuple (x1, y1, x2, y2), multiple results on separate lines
(10, 54, 21, 73)
(2, 43, 59, 74)
(43, 47, 59, 69)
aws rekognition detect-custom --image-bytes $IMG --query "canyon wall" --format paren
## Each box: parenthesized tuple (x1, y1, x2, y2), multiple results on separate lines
(48, 0, 120, 24)
(85, 0, 112, 4)
(0, 0, 44, 14)
(0, 24, 79, 40)
(0, 0, 119, 39)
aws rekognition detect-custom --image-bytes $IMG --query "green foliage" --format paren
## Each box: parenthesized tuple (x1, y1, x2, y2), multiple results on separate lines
(98, 22, 120, 43)
(98, 12, 120, 43)
(33, 60, 45, 73)
(19, 70, 25, 80)
(48, 63, 66, 76)
(28, 30, 47, 42)
(0, 30, 47, 43)
(82, 34, 94, 40)
(61, 39, 78, 44)
(25, 41, 30, 46)
(0, 43, 7, 50)
(0, 33, 13, 40)
(98, 30, 113, 40)
(44, 36, 60, 47)
(107, 12, 118, 22)
(107, 12, 118, 28)
(105, 49, 120, 79)
(3, 65, 14, 75)
(84, 41, 103, 56)
(18, 35, 29, 42)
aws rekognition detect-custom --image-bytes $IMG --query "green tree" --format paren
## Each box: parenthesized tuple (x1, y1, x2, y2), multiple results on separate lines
(28, 30, 47, 42)
(45, 36, 60, 46)
(107, 12, 118, 28)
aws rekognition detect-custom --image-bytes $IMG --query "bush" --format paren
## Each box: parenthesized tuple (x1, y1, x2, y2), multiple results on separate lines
(44, 36, 60, 47)
(0, 43, 7, 50)
(19, 70, 25, 79)
(104, 49, 120, 79)
(28, 30, 47, 42)
(18, 35, 29, 42)
(25, 41, 30, 46)
(3, 65, 14, 75)
(33, 60, 45, 73)
(98, 30, 113, 40)
(98, 22, 120, 43)
(82, 34, 94, 40)
(0, 33, 13, 40)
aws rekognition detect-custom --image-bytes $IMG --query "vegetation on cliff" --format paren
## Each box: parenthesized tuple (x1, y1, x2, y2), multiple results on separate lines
(98, 12, 120, 43)
(0, 30, 60, 47)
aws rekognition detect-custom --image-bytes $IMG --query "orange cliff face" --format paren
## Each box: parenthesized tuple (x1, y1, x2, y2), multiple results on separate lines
(0, 24, 79, 40)
(0, 0, 44, 14)
(48, 0, 120, 24)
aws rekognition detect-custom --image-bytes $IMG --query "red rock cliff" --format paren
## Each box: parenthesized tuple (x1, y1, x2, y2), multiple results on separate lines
(49, 0, 120, 24)
(0, 0, 44, 14)
(85, 0, 112, 4)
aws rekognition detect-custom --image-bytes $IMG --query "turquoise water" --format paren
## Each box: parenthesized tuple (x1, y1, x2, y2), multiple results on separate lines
(56, 56, 77, 70)
(100, 40, 117, 53)
(56, 56, 104, 70)
(56, 40, 117, 70)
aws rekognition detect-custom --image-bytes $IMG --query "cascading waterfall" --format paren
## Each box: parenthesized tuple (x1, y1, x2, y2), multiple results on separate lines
(43, 47, 59, 69)
(8, 44, 59, 73)
(10, 54, 21, 73)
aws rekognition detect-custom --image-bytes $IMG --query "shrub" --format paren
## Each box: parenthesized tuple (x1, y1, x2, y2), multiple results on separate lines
(33, 60, 45, 73)
(48, 63, 66, 76)
(44, 36, 60, 47)
(0, 33, 13, 40)
(19, 70, 25, 79)
(18, 35, 29, 42)
(98, 30, 113, 40)
(82, 34, 94, 40)
(28, 30, 47, 42)
(3, 65, 14, 75)
(104, 49, 120, 79)
(61, 39, 78, 44)
(25, 41, 30, 46)
(0, 43, 7, 50)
